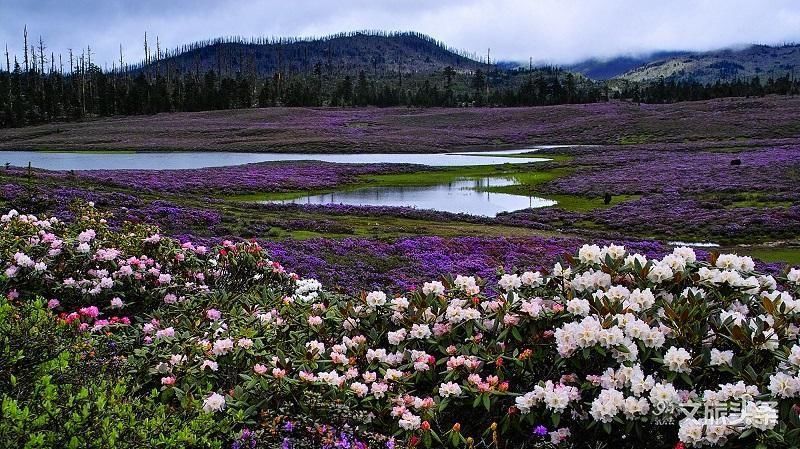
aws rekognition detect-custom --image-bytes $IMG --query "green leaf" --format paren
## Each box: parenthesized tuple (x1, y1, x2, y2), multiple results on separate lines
(423, 431, 432, 447)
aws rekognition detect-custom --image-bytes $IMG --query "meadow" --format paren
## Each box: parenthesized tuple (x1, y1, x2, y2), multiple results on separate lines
(2, 96, 800, 152)
(2, 96, 800, 448)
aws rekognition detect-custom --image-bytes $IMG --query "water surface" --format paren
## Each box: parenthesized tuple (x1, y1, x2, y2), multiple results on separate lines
(266, 177, 556, 216)
(0, 148, 550, 170)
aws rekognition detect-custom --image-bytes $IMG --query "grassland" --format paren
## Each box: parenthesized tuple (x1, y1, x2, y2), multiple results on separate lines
(2, 96, 800, 153)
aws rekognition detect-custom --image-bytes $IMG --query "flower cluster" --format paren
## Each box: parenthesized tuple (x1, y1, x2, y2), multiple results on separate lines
(4, 207, 800, 448)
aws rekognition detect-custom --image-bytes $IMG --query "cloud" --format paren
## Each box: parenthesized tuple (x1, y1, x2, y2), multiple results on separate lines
(2, 0, 800, 68)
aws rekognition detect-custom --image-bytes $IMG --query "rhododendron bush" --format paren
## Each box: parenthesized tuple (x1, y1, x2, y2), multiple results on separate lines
(3, 205, 800, 448)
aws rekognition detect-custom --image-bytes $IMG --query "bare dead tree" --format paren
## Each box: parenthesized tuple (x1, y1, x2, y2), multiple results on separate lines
(38, 36, 46, 73)
(87, 45, 93, 109)
(23, 25, 29, 72)
(144, 32, 149, 65)
(80, 50, 86, 115)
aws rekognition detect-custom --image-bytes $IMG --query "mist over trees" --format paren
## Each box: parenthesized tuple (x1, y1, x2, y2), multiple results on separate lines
(1, 29, 799, 128)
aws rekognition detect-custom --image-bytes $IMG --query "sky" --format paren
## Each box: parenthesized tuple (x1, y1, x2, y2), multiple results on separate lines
(2, 0, 800, 69)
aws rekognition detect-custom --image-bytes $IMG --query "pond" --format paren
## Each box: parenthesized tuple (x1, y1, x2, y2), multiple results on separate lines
(265, 176, 557, 216)
(0, 148, 551, 170)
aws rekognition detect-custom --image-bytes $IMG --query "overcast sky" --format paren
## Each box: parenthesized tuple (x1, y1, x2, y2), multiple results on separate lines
(3, 0, 800, 68)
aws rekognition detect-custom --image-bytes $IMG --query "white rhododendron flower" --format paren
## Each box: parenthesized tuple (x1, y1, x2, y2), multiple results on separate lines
(566, 298, 591, 316)
(422, 281, 445, 296)
(438, 381, 462, 398)
(647, 262, 674, 283)
(590, 389, 625, 423)
(601, 244, 626, 260)
(578, 244, 602, 264)
(398, 412, 421, 430)
(294, 278, 323, 302)
(709, 348, 734, 366)
(409, 324, 431, 340)
(788, 268, 800, 285)
(212, 338, 234, 356)
(663, 346, 692, 373)
(498, 273, 522, 291)
(202, 392, 226, 413)
(365, 291, 387, 307)
(520, 270, 543, 286)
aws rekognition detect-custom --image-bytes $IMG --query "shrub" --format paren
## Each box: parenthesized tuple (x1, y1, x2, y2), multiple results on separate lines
(0, 295, 229, 448)
(3, 205, 800, 448)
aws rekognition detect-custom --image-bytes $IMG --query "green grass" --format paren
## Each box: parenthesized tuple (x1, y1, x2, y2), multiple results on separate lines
(697, 192, 795, 209)
(729, 200, 794, 208)
(358, 164, 540, 187)
(706, 146, 750, 153)
(542, 194, 641, 212)
(745, 247, 800, 265)
(728, 196, 794, 208)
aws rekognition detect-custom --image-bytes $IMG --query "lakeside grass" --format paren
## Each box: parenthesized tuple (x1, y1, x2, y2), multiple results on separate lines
(224, 154, 639, 213)
(745, 247, 800, 265)
(225, 155, 582, 204)
(225, 163, 560, 201)
(696, 192, 795, 209)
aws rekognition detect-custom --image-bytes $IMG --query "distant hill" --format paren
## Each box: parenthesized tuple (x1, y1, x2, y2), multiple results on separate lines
(565, 51, 689, 80)
(617, 44, 800, 83)
(135, 31, 486, 78)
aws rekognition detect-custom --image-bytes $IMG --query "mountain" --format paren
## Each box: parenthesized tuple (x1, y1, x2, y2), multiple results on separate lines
(135, 31, 486, 78)
(617, 44, 800, 83)
(565, 51, 689, 80)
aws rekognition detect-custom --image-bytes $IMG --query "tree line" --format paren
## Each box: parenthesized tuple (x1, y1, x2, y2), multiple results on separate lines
(0, 53, 606, 127)
(619, 75, 800, 103)
(2, 29, 800, 128)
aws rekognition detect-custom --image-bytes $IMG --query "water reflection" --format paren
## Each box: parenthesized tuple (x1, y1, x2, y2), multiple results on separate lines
(267, 177, 556, 216)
